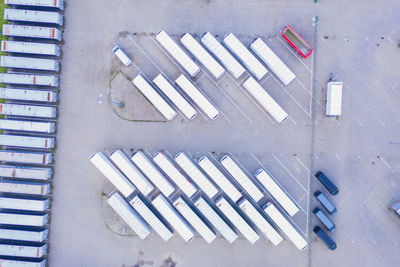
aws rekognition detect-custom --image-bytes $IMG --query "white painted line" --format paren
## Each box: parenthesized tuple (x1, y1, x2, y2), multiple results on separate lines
(369, 76, 382, 89)
(272, 154, 307, 193)
(295, 77, 312, 96)
(379, 156, 393, 170)
(277, 36, 312, 73)
(335, 154, 342, 161)
(294, 155, 310, 173)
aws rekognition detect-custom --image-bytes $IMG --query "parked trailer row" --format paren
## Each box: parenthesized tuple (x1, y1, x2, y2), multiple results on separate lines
(0, 180, 50, 195)
(0, 119, 56, 133)
(0, 196, 49, 211)
(0, 103, 56, 118)
(1, 40, 61, 57)
(0, 227, 48, 242)
(1, 56, 60, 72)
(0, 165, 52, 180)
(0, 243, 47, 258)
(0, 212, 48, 227)
(0, 259, 46, 267)
(0, 88, 58, 103)
(4, 9, 64, 26)
(0, 134, 55, 149)
(3, 25, 62, 41)
(5, 0, 64, 10)
(0, 73, 59, 87)
(0, 150, 53, 165)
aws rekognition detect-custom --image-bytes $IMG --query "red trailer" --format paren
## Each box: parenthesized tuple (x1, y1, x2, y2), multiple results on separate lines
(281, 25, 313, 59)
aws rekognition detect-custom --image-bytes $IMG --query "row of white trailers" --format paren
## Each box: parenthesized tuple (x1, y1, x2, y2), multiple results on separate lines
(91, 150, 307, 250)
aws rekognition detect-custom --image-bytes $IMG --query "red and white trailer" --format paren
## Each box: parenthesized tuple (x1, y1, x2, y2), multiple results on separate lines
(281, 25, 313, 59)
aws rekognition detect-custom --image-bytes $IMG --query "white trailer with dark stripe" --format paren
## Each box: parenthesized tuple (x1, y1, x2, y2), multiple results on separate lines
(0, 103, 56, 118)
(132, 74, 177, 121)
(0, 165, 52, 180)
(0, 73, 59, 87)
(5, 0, 64, 10)
(220, 155, 264, 202)
(129, 195, 173, 241)
(175, 74, 219, 120)
(223, 33, 268, 80)
(173, 197, 216, 244)
(1, 56, 60, 72)
(0, 212, 48, 227)
(1, 40, 61, 56)
(0, 119, 56, 133)
(0, 196, 49, 211)
(152, 194, 195, 242)
(4, 9, 63, 26)
(156, 31, 200, 77)
(0, 243, 47, 258)
(0, 180, 50, 195)
(0, 227, 48, 242)
(107, 192, 150, 240)
(0, 150, 53, 165)
(242, 77, 288, 123)
(153, 152, 197, 198)
(0, 135, 55, 149)
(194, 196, 238, 244)
(181, 33, 225, 80)
(0, 88, 57, 102)
(0, 259, 46, 267)
(90, 152, 136, 198)
(3, 24, 62, 41)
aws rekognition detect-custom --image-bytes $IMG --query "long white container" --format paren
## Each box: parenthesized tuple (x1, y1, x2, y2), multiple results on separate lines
(0, 73, 59, 87)
(131, 151, 175, 197)
(0, 212, 48, 227)
(0, 103, 56, 118)
(5, 0, 64, 10)
(132, 74, 177, 121)
(0, 150, 52, 165)
(237, 198, 283, 246)
(107, 192, 150, 240)
(326, 81, 342, 116)
(90, 152, 136, 198)
(0, 259, 46, 267)
(242, 77, 288, 123)
(0, 119, 56, 133)
(215, 196, 260, 244)
(250, 38, 296, 85)
(0, 88, 58, 102)
(181, 33, 225, 80)
(153, 152, 197, 198)
(3, 24, 62, 41)
(0, 135, 55, 149)
(0, 165, 52, 180)
(129, 195, 173, 241)
(223, 33, 268, 80)
(0, 243, 47, 258)
(0, 180, 50, 195)
(1, 56, 60, 72)
(175, 152, 218, 199)
(194, 196, 238, 244)
(153, 74, 197, 120)
(152, 194, 195, 242)
(110, 150, 154, 196)
(263, 201, 307, 250)
(156, 31, 200, 77)
(220, 155, 263, 202)
(175, 74, 219, 120)
(0, 228, 48, 242)
(201, 32, 245, 79)
(4, 9, 63, 26)
(0, 196, 49, 211)
(1, 40, 61, 56)
(198, 156, 242, 202)
(173, 197, 216, 244)
(255, 169, 299, 217)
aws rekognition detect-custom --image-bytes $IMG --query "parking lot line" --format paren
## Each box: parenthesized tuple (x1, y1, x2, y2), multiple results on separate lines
(379, 156, 393, 170)
(277, 36, 312, 73)
(272, 154, 308, 194)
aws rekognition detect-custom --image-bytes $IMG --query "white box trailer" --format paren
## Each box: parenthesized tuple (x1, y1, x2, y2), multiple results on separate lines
(175, 74, 219, 120)
(129, 195, 173, 242)
(194, 196, 238, 244)
(175, 152, 218, 199)
(181, 33, 225, 80)
(131, 151, 175, 197)
(0, 135, 55, 149)
(0, 180, 50, 195)
(0, 243, 47, 258)
(0, 165, 52, 180)
(326, 81, 342, 116)
(153, 74, 197, 120)
(250, 38, 296, 85)
(223, 33, 268, 80)
(0, 212, 48, 227)
(1, 56, 60, 72)
(3, 25, 62, 41)
(215, 196, 260, 244)
(132, 74, 177, 121)
(5, 0, 64, 10)
(4, 9, 63, 26)
(0, 103, 56, 118)
(201, 32, 245, 80)
(255, 169, 299, 217)
(198, 156, 242, 203)
(107, 192, 151, 240)
(0, 73, 59, 87)
(0, 196, 49, 211)
(90, 152, 136, 198)
(220, 155, 264, 203)
(110, 150, 154, 196)
(237, 198, 283, 246)
(0, 119, 56, 133)
(173, 197, 216, 244)
(0, 228, 48, 242)
(1, 41, 61, 57)
(153, 152, 197, 198)
(0, 150, 53, 165)
(263, 201, 307, 250)
(242, 77, 288, 123)
(0, 259, 46, 267)
(156, 31, 200, 77)
(0, 88, 58, 103)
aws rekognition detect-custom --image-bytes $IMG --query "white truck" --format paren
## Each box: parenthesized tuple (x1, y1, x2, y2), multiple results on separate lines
(3, 24, 62, 41)
(4, 9, 64, 26)
(0, 88, 58, 102)
(0, 196, 49, 211)
(0, 212, 48, 227)
(326, 81, 342, 116)
(0, 227, 48, 242)
(1, 40, 61, 56)
(0, 150, 53, 165)
(0, 165, 52, 180)
(1, 55, 60, 72)
(5, 0, 64, 10)
(0, 243, 47, 258)
(112, 45, 132, 66)
(0, 134, 55, 149)
(0, 259, 46, 267)
(0, 103, 57, 118)
(0, 180, 50, 195)
(0, 119, 56, 133)
(0, 73, 59, 87)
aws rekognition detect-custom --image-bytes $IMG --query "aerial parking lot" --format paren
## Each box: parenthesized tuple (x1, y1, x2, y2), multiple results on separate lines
(47, 0, 400, 266)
